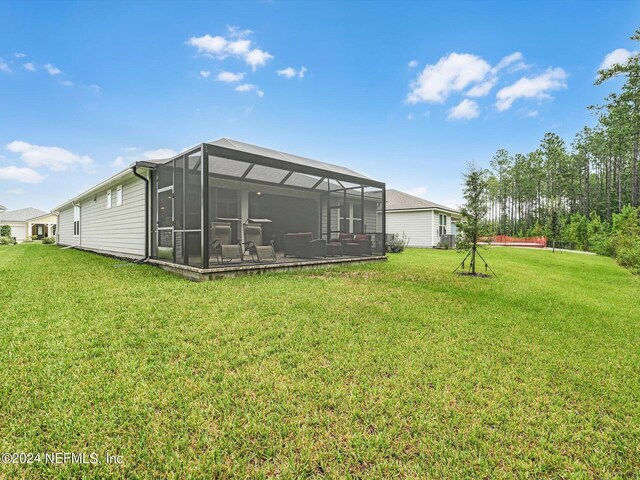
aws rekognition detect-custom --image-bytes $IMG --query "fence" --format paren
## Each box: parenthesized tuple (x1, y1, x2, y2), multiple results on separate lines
(480, 235, 547, 248)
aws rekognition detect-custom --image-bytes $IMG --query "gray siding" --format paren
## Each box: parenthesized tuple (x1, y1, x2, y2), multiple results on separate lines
(57, 173, 146, 257)
(57, 206, 75, 246)
(79, 175, 146, 257)
(387, 210, 434, 247)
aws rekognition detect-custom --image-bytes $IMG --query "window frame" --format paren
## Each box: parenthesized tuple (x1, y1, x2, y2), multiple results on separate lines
(116, 184, 123, 206)
(106, 189, 112, 209)
(438, 213, 447, 236)
(73, 204, 80, 237)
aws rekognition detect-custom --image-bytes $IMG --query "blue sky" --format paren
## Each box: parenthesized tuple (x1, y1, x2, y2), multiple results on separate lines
(1, 0, 639, 211)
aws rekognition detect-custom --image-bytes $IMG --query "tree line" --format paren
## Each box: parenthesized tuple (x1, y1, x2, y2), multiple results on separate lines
(475, 29, 640, 273)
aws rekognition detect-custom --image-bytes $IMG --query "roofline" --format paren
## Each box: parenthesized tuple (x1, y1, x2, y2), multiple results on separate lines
(387, 206, 461, 215)
(25, 212, 58, 222)
(153, 142, 385, 189)
(51, 166, 142, 212)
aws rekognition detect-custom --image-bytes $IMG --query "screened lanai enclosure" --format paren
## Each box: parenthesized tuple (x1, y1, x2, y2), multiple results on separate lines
(145, 139, 386, 270)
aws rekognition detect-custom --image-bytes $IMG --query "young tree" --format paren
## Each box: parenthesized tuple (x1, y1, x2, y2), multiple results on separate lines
(457, 162, 489, 274)
(0, 225, 11, 237)
(547, 208, 561, 252)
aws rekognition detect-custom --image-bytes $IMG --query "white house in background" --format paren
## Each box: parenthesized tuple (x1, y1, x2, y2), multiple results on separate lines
(386, 189, 460, 248)
(0, 207, 58, 242)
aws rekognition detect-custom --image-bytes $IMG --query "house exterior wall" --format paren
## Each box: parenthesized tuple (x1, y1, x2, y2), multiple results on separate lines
(388, 209, 458, 248)
(387, 210, 434, 247)
(57, 173, 147, 257)
(2, 221, 27, 242)
(432, 211, 454, 246)
(57, 206, 75, 246)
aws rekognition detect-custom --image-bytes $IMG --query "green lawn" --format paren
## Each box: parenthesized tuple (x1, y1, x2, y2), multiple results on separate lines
(0, 244, 638, 478)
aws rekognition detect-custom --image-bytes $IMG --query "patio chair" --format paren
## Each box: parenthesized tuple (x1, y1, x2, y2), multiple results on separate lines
(210, 222, 243, 264)
(243, 224, 276, 262)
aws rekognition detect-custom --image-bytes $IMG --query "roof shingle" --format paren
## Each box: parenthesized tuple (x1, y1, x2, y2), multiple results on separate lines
(0, 207, 50, 222)
(386, 189, 459, 213)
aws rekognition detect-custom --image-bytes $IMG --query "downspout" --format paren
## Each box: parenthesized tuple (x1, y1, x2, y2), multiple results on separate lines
(132, 165, 150, 262)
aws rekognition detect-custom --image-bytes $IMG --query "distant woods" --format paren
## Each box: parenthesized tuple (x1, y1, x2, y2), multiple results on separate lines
(475, 29, 640, 273)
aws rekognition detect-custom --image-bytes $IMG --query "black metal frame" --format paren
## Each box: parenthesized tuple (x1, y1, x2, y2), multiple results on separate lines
(145, 141, 386, 269)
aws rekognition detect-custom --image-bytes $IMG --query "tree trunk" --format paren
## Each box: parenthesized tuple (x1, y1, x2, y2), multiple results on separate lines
(634, 135, 639, 207)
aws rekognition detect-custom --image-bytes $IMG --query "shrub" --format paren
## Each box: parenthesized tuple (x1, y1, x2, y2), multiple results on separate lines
(386, 232, 409, 253)
(0, 225, 11, 237)
(611, 206, 640, 273)
(590, 233, 614, 257)
(565, 213, 589, 250)
(0, 236, 16, 245)
(615, 237, 640, 274)
(42, 237, 56, 244)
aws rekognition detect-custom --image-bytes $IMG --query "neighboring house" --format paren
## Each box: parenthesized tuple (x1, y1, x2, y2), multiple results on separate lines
(0, 207, 59, 242)
(53, 138, 386, 277)
(386, 189, 460, 248)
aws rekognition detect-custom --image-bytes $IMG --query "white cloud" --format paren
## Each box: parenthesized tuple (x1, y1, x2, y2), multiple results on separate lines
(493, 52, 525, 73)
(465, 52, 524, 98)
(495, 67, 567, 111)
(447, 99, 480, 120)
(0, 59, 11, 73)
(61, 80, 73, 87)
(227, 25, 253, 38)
(227, 39, 251, 55)
(277, 67, 295, 78)
(216, 71, 244, 82)
(113, 156, 127, 168)
(199, 70, 211, 78)
(406, 186, 427, 196)
(245, 49, 273, 70)
(187, 30, 273, 70)
(466, 78, 497, 97)
(524, 109, 539, 118)
(8, 188, 26, 194)
(14, 53, 26, 58)
(188, 34, 228, 55)
(277, 66, 306, 79)
(5, 141, 94, 172)
(407, 53, 491, 103)
(143, 148, 176, 160)
(599, 48, 637, 71)
(23, 62, 36, 72)
(0, 166, 45, 184)
(88, 84, 102, 93)
(408, 60, 418, 68)
(235, 83, 264, 96)
(44, 63, 62, 75)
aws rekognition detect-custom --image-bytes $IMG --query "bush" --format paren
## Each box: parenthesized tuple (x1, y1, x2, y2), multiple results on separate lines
(611, 206, 640, 273)
(0, 225, 11, 237)
(42, 237, 56, 244)
(0, 236, 16, 245)
(615, 237, 640, 274)
(590, 233, 614, 257)
(386, 232, 409, 253)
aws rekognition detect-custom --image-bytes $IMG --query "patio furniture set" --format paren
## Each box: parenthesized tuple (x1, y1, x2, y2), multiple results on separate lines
(210, 221, 374, 264)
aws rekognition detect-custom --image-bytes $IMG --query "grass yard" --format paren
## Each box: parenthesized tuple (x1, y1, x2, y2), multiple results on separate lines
(0, 244, 639, 478)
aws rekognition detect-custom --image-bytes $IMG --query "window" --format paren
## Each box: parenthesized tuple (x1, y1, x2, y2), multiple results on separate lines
(116, 184, 123, 206)
(439, 214, 447, 236)
(106, 189, 112, 209)
(73, 205, 80, 236)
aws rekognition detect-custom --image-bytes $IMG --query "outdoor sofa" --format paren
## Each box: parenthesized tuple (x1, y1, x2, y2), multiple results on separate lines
(283, 232, 327, 258)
